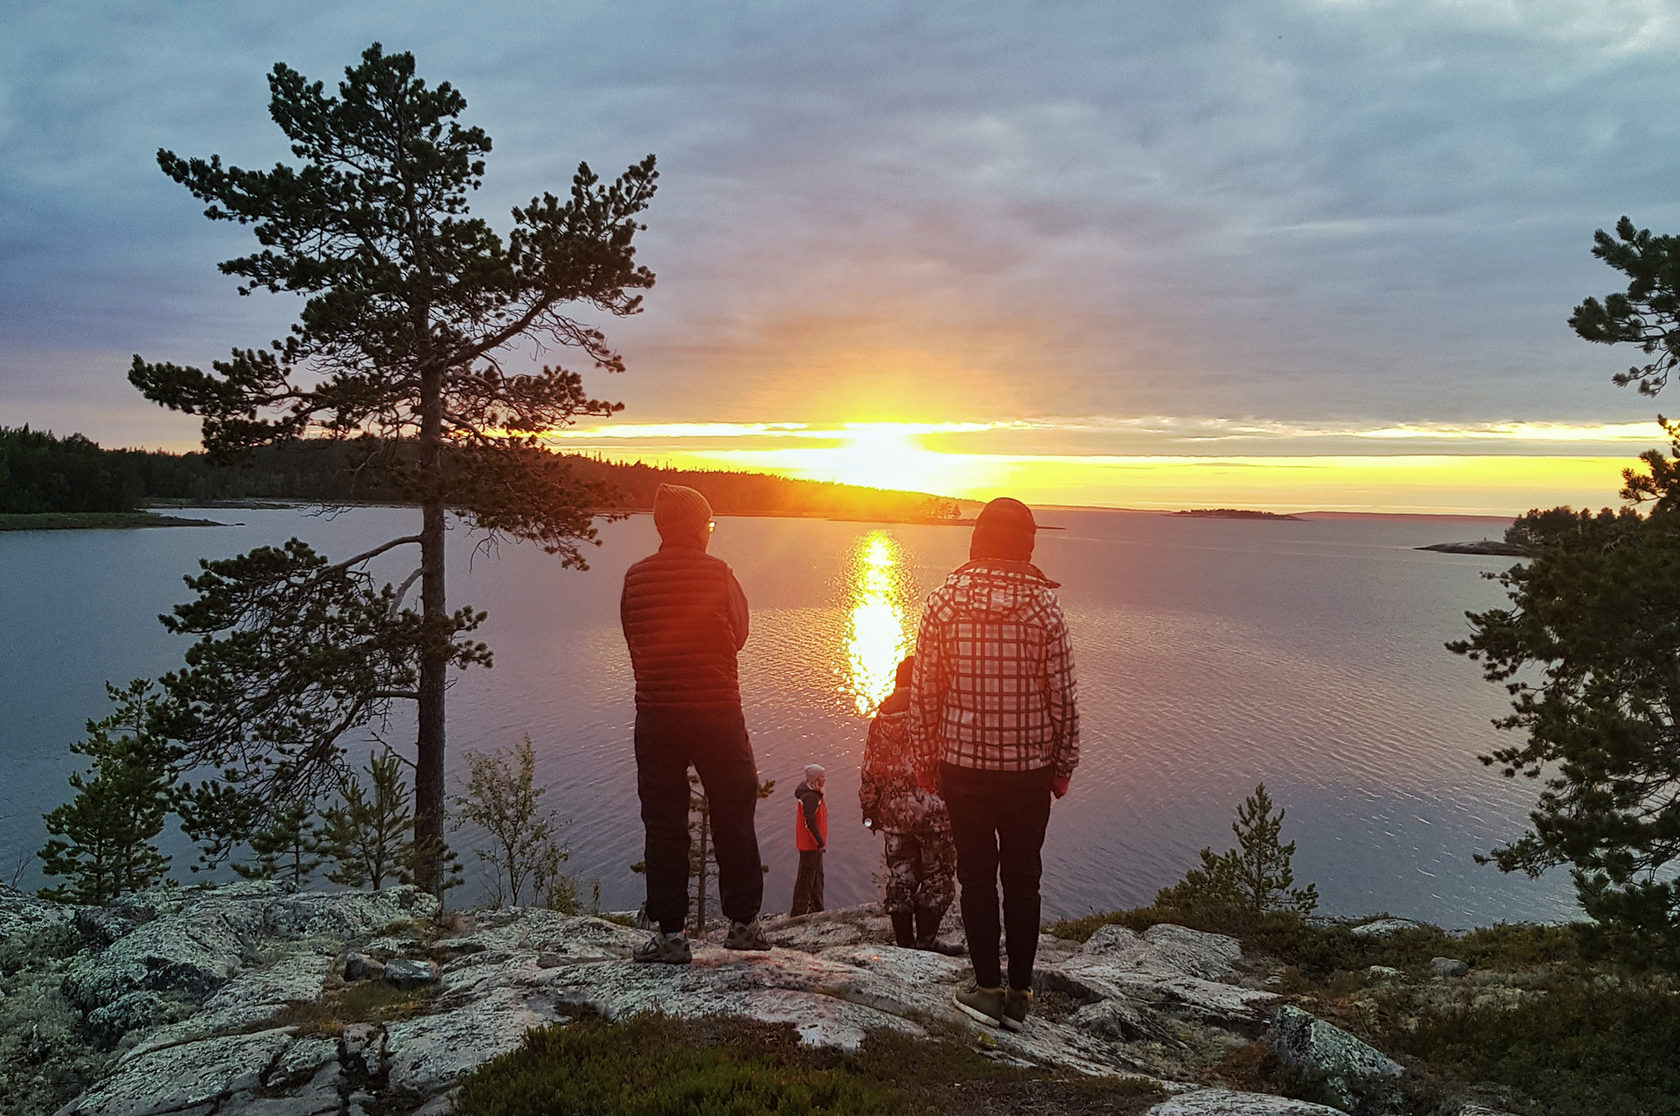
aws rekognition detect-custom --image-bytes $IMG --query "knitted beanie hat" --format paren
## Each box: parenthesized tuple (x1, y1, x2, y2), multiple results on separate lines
(969, 496, 1037, 561)
(804, 764, 826, 781)
(653, 484, 713, 545)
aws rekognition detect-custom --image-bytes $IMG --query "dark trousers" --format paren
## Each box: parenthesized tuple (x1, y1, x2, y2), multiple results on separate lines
(635, 708, 764, 934)
(790, 849, 825, 915)
(940, 763, 1054, 991)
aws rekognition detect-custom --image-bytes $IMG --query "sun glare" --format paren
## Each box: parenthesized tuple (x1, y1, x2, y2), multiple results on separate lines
(829, 425, 940, 492)
(840, 531, 914, 716)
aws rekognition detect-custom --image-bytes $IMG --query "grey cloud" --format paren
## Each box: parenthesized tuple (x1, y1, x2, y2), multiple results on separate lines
(3, 0, 1678, 449)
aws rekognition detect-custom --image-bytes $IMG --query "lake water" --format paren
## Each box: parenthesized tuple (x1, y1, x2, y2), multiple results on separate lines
(0, 506, 1573, 928)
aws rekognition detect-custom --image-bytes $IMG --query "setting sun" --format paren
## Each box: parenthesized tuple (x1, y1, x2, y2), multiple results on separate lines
(828, 425, 939, 493)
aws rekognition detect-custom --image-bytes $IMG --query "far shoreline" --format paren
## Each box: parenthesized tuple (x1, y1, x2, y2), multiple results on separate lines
(0, 511, 228, 531)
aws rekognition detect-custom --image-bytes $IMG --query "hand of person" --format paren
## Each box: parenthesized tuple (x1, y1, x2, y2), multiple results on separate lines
(916, 768, 939, 795)
(1051, 775, 1071, 800)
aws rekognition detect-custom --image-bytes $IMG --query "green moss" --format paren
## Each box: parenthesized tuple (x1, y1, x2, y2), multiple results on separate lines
(269, 978, 437, 1035)
(453, 1012, 1166, 1116)
(455, 1014, 898, 1116)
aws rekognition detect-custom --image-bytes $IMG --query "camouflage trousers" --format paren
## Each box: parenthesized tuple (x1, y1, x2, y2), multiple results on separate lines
(881, 828, 957, 916)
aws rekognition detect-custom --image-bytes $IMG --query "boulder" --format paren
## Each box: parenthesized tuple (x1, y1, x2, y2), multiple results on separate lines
(0, 884, 74, 944)
(1264, 1005, 1404, 1114)
(53, 1027, 294, 1116)
(61, 897, 262, 1012)
(1348, 918, 1425, 937)
(74, 907, 137, 947)
(84, 990, 195, 1049)
(1138, 924, 1245, 982)
(261, 885, 438, 940)
(1429, 957, 1469, 979)
(383, 958, 439, 990)
(385, 986, 566, 1098)
(343, 952, 385, 981)
(1146, 1088, 1348, 1114)
(1046, 924, 1277, 1029)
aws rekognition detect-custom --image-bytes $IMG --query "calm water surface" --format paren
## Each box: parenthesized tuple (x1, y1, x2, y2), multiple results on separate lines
(0, 507, 1570, 926)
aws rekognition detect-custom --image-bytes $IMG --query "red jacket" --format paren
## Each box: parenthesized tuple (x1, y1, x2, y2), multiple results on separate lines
(794, 782, 827, 851)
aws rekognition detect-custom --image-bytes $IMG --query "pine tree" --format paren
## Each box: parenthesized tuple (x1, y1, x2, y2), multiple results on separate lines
(232, 801, 321, 888)
(129, 43, 658, 890)
(1156, 784, 1318, 927)
(317, 751, 415, 890)
(38, 680, 177, 903)
(652, 775, 774, 936)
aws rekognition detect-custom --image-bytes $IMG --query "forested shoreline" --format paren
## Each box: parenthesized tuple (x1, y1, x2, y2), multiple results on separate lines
(0, 425, 962, 522)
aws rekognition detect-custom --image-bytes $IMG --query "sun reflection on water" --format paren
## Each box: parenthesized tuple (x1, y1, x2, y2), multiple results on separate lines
(840, 531, 916, 717)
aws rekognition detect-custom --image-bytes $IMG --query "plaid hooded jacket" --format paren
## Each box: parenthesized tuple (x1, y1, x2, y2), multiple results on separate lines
(908, 559, 1080, 779)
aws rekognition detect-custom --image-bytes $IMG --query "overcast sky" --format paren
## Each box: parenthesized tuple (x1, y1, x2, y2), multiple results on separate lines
(4, 0, 1680, 508)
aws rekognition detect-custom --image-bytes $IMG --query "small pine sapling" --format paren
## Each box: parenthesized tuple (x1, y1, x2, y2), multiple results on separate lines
(1157, 783, 1318, 927)
(233, 801, 322, 887)
(38, 680, 178, 903)
(317, 750, 415, 889)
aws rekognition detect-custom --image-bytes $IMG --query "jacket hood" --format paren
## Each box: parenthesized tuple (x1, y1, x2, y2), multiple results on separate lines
(939, 559, 1060, 619)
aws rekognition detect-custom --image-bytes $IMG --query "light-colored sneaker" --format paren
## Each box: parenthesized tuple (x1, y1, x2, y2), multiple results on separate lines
(1002, 986, 1033, 1031)
(723, 918, 772, 951)
(953, 982, 1006, 1027)
(632, 929, 692, 965)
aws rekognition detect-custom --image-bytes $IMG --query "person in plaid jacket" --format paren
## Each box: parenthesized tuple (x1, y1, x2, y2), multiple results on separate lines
(909, 496, 1079, 1032)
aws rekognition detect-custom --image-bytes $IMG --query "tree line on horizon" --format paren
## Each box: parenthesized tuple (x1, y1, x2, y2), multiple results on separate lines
(0, 424, 961, 522)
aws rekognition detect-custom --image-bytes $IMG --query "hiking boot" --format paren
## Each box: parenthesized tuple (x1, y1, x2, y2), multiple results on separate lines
(953, 982, 1006, 1027)
(723, 918, 772, 951)
(632, 929, 691, 965)
(890, 911, 917, 947)
(1002, 986, 1033, 1031)
(918, 936, 967, 957)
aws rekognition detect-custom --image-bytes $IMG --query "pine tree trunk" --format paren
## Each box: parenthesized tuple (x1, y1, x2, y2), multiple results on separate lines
(415, 360, 447, 894)
(694, 802, 711, 936)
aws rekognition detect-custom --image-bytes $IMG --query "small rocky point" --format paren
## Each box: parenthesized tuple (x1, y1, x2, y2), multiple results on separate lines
(0, 882, 1506, 1116)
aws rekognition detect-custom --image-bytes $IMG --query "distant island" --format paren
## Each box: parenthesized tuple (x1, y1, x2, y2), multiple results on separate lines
(1418, 538, 1529, 557)
(0, 511, 224, 531)
(1171, 508, 1301, 521)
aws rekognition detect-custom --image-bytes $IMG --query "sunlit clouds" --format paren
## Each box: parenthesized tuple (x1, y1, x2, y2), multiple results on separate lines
(540, 417, 1665, 513)
(8, 2, 1680, 515)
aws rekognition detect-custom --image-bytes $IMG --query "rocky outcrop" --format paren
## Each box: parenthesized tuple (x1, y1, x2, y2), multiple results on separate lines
(0, 886, 1486, 1116)
(1146, 1091, 1347, 1115)
(1264, 1004, 1405, 1114)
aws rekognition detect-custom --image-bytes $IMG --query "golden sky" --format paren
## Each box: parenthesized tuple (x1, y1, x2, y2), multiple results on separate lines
(9, 4, 1680, 519)
(547, 419, 1659, 516)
